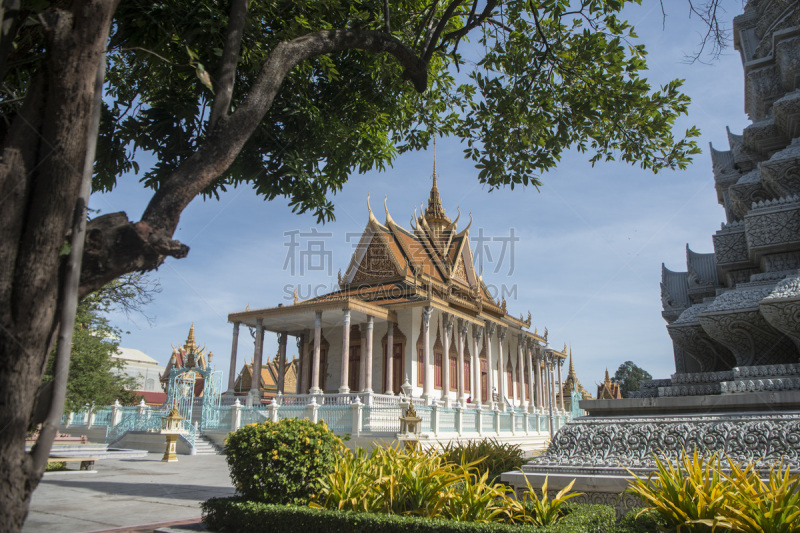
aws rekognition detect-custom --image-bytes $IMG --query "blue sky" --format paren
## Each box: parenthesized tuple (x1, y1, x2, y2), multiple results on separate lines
(92, 2, 750, 394)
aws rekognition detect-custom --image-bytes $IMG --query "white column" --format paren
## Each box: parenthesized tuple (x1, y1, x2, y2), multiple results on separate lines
(340, 310, 351, 393)
(485, 322, 495, 408)
(457, 320, 467, 406)
(310, 311, 323, 394)
(297, 335, 306, 393)
(526, 341, 535, 413)
(533, 346, 541, 411)
(249, 320, 265, 404)
(496, 327, 506, 409)
(443, 314, 453, 406)
(364, 316, 374, 393)
(517, 336, 524, 408)
(277, 332, 287, 394)
(558, 357, 565, 411)
(472, 324, 483, 408)
(385, 321, 394, 394)
(359, 325, 367, 391)
(226, 322, 240, 394)
(422, 306, 433, 404)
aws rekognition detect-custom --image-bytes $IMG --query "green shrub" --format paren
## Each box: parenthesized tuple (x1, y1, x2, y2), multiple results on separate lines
(440, 438, 524, 483)
(616, 509, 668, 533)
(202, 498, 616, 533)
(721, 459, 800, 533)
(45, 461, 66, 472)
(225, 418, 344, 505)
(509, 475, 584, 527)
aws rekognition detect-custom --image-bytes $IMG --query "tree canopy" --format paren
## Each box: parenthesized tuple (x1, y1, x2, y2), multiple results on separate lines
(613, 360, 653, 398)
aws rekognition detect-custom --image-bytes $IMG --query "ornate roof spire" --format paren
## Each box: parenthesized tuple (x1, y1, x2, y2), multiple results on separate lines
(568, 347, 576, 380)
(424, 138, 450, 228)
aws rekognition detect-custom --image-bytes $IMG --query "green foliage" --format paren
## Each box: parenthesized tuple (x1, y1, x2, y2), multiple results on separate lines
(721, 459, 800, 533)
(624, 449, 730, 532)
(202, 498, 617, 533)
(615, 509, 668, 533)
(612, 361, 652, 398)
(624, 449, 800, 532)
(6, 1, 700, 224)
(439, 438, 524, 483)
(45, 462, 66, 472)
(42, 294, 139, 413)
(510, 475, 585, 527)
(313, 444, 585, 526)
(312, 445, 469, 517)
(225, 418, 344, 505)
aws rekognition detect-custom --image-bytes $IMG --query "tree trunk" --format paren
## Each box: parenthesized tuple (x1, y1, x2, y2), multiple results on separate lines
(0, 2, 118, 530)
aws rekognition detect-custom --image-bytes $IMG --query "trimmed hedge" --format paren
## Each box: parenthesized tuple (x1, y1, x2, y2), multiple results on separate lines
(201, 498, 617, 533)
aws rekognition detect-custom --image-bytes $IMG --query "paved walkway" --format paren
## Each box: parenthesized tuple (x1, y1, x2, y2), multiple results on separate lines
(23, 454, 234, 533)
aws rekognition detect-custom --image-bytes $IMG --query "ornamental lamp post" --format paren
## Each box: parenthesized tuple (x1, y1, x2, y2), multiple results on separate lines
(161, 403, 184, 462)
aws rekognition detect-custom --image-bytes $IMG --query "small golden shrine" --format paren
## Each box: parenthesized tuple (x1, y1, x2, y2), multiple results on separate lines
(160, 403, 184, 462)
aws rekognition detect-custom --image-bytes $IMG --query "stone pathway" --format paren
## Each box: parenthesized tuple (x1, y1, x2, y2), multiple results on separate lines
(23, 454, 234, 533)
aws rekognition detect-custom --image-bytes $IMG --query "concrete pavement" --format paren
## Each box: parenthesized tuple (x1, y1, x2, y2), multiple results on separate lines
(23, 453, 234, 533)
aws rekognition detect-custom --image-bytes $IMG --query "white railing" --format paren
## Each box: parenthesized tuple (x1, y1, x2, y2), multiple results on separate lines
(62, 393, 570, 444)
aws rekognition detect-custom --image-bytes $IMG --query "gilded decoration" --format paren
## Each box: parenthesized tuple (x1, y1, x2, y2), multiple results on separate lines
(351, 236, 397, 283)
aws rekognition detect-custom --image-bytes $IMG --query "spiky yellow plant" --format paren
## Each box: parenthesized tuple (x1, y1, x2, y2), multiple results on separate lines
(624, 448, 732, 532)
(508, 473, 584, 526)
(721, 459, 800, 533)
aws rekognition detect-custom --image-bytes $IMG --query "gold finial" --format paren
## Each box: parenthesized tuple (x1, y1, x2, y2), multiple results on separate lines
(367, 193, 377, 224)
(293, 287, 299, 304)
(424, 138, 449, 228)
(604, 368, 611, 383)
(384, 195, 394, 226)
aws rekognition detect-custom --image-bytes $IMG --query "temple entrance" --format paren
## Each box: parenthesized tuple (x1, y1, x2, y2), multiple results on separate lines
(480, 359, 488, 403)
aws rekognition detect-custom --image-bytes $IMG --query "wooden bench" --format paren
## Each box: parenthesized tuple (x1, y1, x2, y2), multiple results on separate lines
(48, 457, 98, 471)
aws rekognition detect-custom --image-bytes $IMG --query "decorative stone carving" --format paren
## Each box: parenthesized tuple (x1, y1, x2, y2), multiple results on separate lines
(760, 272, 800, 352)
(667, 322, 737, 373)
(526, 413, 800, 469)
(671, 371, 735, 384)
(713, 226, 750, 266)
(696, 283, 799, 368)
(745, 198, 800, 254)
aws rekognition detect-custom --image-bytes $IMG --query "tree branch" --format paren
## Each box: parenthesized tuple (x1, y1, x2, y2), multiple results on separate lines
(422, 0, 465, 62)
(209, 0, 249, 129)
(140, 29, 427, 238)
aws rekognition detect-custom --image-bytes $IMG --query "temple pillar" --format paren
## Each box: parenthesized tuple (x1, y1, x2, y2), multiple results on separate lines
(443, 313, 453, 406)
(526, 341, 535, 414)
(364, 316, 374, 393)
(517, 336, 524, 408)
(296, 335, 305, 393)
(533, 347, 542, 411)
(457, 320, 467, 406)
(472, 324, 483, 408)
(422, 306, 433, 404)
(310, 311, 323, 394)
(226, 322, 239, 394)
(557, 357, 565, 412)
(359, 325, 367, 391)
(277, 332, 287, 394)
(385, 321, 394, 394)
(485, 322, 495, 407)
(249, 319, 265, 405)
(340, 310, 351, 393)
(496, 327, 506, 409)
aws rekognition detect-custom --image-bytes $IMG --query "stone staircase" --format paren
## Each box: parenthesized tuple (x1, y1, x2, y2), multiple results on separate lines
(192, 433, 224, 455)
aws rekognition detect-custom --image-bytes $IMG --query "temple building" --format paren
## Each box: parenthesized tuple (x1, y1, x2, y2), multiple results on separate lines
(227, 169, 569, 412)
(595, 369, 622, 400)
(561, 349, 592, 411)
(232, 354, 299, 400)
(160, 324, 212, 395)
